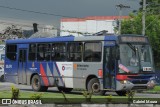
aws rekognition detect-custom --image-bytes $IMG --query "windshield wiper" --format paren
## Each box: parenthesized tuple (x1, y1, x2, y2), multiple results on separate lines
(127, 43, 136, 53)
(127, 43, 142, 72)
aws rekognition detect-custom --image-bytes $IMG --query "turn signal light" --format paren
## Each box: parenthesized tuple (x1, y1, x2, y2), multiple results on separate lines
(98, 69, 103, 77)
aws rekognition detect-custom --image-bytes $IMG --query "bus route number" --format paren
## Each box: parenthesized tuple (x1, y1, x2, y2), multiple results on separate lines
(6, 64, 12, 69)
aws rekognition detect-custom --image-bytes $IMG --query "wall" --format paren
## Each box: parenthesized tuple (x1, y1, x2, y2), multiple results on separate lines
(60, 16, 129, 36)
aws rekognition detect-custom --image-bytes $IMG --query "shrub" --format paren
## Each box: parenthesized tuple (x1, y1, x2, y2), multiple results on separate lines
(30, 93, 43, 100)
(11, 85, 20, 100)
(82, 91, 93, 102)
(106, 95, 112, 103)
(126, 91, 135, 103)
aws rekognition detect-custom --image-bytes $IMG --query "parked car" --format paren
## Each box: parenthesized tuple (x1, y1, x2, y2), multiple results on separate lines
(0, 44, 5, 61)
(0, 66, 4, 82)
(0, 44, 5, 51)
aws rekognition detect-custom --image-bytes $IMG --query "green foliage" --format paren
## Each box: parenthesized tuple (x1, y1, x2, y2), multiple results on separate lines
(106, 95, 112, 103)
(11, 85, 20, 100)
(134, 0, 160, 66)
(61, 91, 68, 102)
(139, 0, 160, 15)
(82, 91, 93, 102)
(121, 13, 142, 34)
(126, 91, 135, 103)
(30, 93, 43, 100)
(152, 86, 160, 91)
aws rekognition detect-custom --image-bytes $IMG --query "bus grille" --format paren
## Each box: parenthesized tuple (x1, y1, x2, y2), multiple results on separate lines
(128, 76, 152, 79)
(132, 80, 148, 84)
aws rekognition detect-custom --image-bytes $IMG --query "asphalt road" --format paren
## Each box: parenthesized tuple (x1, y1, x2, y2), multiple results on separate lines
(0, 82, 160, 98)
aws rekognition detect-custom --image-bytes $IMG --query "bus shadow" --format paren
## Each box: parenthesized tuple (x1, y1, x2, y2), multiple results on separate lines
(20, 88, 83, 95)
(20, 89, 118, 96)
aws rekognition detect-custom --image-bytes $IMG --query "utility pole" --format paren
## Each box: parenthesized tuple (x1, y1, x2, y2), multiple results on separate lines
(116, 4, 130, 35)
(142, 0, 146, 36)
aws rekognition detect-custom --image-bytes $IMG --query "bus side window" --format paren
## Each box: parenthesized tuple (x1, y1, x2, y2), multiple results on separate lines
(28, 44, 36, 61)
(84, 42, 102, 62)
(6, 45, 17, 61)
(37, 44, 51, 61)
(51, 43, 66, 61)
(67, 42, 82, 62)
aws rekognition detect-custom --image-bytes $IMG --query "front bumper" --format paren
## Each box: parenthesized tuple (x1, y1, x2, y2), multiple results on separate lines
(116, 80, 156, 91)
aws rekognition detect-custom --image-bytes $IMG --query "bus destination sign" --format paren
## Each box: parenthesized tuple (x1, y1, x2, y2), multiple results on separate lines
(120, 36, 148, 43)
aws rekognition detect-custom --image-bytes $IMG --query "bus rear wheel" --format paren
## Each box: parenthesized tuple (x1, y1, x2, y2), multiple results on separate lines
(116, 91, 127, 96)
(31, 75, 48, 92)
(87, 78, 105, 95)
(58, 87, 73, 93)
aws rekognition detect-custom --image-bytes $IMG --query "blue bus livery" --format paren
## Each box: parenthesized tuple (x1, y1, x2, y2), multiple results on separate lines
(4, 34, 156, 96)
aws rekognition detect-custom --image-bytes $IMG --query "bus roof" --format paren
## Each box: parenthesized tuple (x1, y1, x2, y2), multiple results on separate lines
(6, 35, 118, 44)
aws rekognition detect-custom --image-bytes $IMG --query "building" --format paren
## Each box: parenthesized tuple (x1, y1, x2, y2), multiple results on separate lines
(60, 16, 129, 36)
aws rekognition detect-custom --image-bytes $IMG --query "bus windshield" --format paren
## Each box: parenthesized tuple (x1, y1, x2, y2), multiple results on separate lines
(119, 44, 154, 73)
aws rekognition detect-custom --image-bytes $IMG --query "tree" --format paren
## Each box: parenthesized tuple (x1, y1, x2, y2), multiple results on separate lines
(3, 25, 24, 39)
(139, 0, 160, 15)
(121, 13, 142, 34)
(122, 0, 160, 67)
(121, 13, 160, 67)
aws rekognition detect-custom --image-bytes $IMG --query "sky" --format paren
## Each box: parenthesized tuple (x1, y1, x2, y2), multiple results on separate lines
(0, 0, 140, 28)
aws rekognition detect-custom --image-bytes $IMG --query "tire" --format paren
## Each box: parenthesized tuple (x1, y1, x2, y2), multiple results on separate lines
(87, 78, 105, 95)
(0, 75, 4, 82)
(31, 75, 48, 92)
(58, 87, 73, 93)
(116, 91, 127, 96)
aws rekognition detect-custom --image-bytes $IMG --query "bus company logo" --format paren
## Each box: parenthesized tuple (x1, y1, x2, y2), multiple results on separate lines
(6, 64, 12, 69)
(76, 64, 89, 70)
(62, 66, 65, 71)
(2, 99, 11, 104)
(73, 64, 77, 70)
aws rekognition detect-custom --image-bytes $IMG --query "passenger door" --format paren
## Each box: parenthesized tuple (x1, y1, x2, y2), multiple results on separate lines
(103, 42, 116, 89)
(18, 49, 27, 84)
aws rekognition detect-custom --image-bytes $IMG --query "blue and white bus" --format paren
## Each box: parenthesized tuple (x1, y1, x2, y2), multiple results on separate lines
(4, 34, 156, 96)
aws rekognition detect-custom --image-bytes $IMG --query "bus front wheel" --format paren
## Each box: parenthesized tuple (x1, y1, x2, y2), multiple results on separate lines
(31, 75, 48, 92)
(87, 78, 105, 95)
(0, 75, 4, 82)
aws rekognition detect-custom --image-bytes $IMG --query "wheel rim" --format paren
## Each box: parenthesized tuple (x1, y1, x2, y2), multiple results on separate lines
(33, 78, 39, 89)
(92, 83, 100, 93)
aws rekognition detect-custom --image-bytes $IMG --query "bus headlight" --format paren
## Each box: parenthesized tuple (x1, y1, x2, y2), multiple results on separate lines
(120, 80, 127, 84)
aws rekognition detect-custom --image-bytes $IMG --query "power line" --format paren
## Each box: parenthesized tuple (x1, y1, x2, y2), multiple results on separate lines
(0, 5, 80, 18)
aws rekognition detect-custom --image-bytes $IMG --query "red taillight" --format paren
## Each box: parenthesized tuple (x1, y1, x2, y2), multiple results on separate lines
(98, 69, 103, 77)
(116, 75, 128, 80)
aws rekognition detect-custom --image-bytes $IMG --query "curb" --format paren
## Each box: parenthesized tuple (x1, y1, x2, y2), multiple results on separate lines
(137, 91, 160, 94)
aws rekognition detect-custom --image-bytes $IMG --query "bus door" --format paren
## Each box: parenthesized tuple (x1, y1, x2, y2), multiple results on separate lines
(103, 41, 116, 89)
(18, 49, 27, 84)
